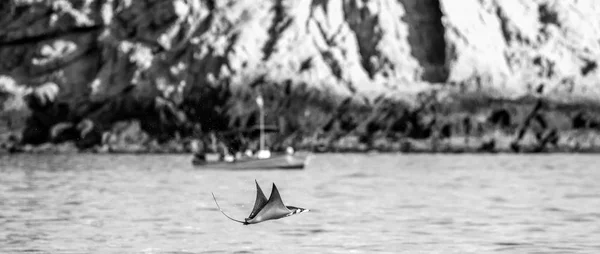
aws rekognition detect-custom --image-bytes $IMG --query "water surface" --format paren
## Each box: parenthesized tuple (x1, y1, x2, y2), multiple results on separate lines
(1, 154, 600, 253)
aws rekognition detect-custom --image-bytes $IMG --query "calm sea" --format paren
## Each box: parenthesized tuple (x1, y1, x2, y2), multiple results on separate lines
(1, 154, 599, 253)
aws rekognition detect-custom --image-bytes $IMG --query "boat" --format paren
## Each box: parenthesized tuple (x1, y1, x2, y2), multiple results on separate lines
(191, 94, 310, 170)
(192, 152, 310, 170)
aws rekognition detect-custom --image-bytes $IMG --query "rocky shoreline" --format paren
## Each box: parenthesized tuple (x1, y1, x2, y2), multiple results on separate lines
(4, 90, 600, 155)
(4, 132, 600, 155)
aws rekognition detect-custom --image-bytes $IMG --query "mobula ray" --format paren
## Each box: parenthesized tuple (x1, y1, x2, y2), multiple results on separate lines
(212, 180, 309, 225)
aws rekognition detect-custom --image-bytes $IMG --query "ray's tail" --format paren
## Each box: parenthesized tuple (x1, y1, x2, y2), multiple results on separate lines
(211, 193, 248, 225)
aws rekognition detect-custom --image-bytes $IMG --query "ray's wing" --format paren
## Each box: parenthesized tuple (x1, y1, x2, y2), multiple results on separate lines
(250, 183, 292, 222)
(248, 180, 268, 219)
(211, 193, 246, 224)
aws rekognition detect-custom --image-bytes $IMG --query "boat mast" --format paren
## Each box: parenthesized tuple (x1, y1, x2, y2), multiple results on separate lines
(256, 94, 264, 152)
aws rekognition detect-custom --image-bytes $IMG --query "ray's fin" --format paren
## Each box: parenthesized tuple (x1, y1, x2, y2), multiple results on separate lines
(211, 193, 246, 224)
(267, 183, 288, 210)
(248, 180, 268, 219)
(249, 183, 292, 222)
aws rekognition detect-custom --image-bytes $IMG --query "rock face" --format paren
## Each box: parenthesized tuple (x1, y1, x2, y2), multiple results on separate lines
(1, 0, 600, 152)
(441, 0, 600, 99)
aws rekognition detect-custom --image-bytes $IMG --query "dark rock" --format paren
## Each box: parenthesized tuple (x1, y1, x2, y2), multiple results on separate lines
(573, 112, 587, 129)
(572, 112, 600, 129)
(50, 122, 79, 143)
(510, 142, 521, 153)
(581, 59, 597, 76)
(74, 119, 102, 149)
(479, 139, 496, 152)
(463, 117, 472, 135)
(535, 83, 545, 94)
(21, 119, 49, 145)
(439, 124, 452, 139)
(488, 108, 511, 128)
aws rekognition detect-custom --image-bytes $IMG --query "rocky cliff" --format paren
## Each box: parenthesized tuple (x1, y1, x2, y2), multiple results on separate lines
(2, 0, 600, 153)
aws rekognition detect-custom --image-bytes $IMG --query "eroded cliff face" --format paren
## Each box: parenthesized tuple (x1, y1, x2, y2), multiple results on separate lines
(441, 0, 600, 99)
(1, 0, 600, 152)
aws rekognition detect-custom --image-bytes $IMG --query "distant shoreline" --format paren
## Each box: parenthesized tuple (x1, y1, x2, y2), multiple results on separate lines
(4, 90, 600, 156)
(5, 150, 600, 155)
(4, 137, 600, 155)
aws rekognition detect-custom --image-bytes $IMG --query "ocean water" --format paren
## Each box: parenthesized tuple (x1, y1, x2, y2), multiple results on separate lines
(1, 153, 599, 253)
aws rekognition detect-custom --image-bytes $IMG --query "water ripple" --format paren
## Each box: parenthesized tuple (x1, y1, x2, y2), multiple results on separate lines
(0, 154, 599, 253)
